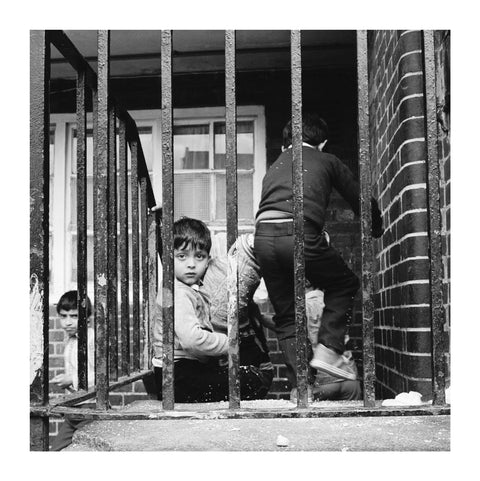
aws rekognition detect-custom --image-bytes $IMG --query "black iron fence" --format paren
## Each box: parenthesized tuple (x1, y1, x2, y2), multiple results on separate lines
(30, 30, 449, 451)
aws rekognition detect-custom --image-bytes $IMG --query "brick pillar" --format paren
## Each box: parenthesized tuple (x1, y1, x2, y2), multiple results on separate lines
(368, 30, 435, 398)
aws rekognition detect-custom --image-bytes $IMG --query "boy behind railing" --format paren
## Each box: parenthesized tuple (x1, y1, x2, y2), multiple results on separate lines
(152, 217, 271, 402)
(50, 290, 94, 450)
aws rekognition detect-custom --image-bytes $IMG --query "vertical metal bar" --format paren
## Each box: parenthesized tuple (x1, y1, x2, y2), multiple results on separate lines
(423, 30, 446, 405)
(291, 30, 308, 408)
(161, 30, 175, 410)
(118, 117, 130, 376)
(76, 67, 89, 390)
(30, 29, 50, 451)
(94, 29, 110, 409)
(140, 176, 149, 368)
(131, 137, 141, 372)
(108, 104, 118, 381)
(148, 211, 158, 370)
(225, 29, 240, 409)
(357, 30, 376, 407)
(92, 89, 98, 387)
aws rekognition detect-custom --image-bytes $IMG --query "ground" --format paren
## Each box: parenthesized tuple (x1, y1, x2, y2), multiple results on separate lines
(63, 400, 450, 451)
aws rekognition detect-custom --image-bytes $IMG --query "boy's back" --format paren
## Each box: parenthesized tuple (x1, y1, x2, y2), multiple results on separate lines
(257, 146, 360, 231)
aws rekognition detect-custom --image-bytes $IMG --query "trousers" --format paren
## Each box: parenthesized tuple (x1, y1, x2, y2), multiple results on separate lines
(254, 221, 359, 354)
(154, 336, 273, 403)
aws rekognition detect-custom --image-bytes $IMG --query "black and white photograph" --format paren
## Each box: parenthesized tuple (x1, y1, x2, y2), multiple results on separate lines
(8, 0, 475, 473)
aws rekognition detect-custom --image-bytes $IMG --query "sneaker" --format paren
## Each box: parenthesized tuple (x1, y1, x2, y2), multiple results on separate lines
(290, 385, 314, 403)
(310, 344, 357, 380)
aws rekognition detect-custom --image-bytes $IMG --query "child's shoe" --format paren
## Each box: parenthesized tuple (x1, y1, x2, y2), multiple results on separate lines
(309, 343, 357, 380)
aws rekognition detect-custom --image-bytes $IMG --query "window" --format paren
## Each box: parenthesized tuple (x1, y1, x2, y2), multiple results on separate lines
(173, 120, 254, 224)
(49, 106, 266, 300)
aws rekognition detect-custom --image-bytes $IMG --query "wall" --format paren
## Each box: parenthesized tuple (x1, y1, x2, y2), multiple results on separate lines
(368, 30, 437, 398)
(434, 31, 451, 381)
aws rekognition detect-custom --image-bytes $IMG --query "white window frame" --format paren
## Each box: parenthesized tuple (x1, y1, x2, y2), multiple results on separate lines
(49, 105, 266, 300)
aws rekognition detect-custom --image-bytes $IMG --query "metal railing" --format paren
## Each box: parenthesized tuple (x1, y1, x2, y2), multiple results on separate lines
(30, 29, 449, 451)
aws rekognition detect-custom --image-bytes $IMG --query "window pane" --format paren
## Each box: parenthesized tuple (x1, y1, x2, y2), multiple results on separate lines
(174, 173, 211, 221)
(214, 121, 254, 170)
(174, 124, 209, 169)
(215, 173, 253, 220)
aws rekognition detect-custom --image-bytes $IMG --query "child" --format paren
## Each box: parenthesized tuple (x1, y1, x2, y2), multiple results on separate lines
(152, 217, 270, 402)
(50, 290, 95, 451)
(254, 113, 383, 384)
(201, 233, 274, 390)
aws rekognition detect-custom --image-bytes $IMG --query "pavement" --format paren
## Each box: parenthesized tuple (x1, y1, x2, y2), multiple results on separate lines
(64, 400, 450, 451)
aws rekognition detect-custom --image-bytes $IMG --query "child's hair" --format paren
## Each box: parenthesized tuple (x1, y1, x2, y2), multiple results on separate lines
(56, 290, 92, 318)
(174, 217, 212, 253)
(282, 112, 329, 148)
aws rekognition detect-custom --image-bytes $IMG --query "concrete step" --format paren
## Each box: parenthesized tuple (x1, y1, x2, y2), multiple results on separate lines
(64, 400, 450, 451)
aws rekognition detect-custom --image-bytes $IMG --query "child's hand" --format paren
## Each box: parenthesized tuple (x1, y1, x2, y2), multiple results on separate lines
(51, 373, 73, 389)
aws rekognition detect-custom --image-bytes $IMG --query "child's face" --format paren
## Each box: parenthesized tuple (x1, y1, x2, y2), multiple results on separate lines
(58, 309, 79, 337)
(174, 245, 210, 286)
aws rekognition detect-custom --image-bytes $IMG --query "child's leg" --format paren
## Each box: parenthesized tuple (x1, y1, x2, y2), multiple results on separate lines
(313, 380, 362, 401)
(51, 417, 91, 451)
(304, 234, 360, 353)
(254, 225, 296, 341)
(174, 359, 271, 402)
(254, 224, 298, 386)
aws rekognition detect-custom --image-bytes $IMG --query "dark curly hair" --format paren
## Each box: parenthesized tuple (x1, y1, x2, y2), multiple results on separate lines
(282, 112, 329, 149)
(173, 217, 212, 253)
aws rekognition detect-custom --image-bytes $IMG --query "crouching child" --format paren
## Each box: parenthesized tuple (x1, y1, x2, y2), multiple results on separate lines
(152, 217, 271, 402)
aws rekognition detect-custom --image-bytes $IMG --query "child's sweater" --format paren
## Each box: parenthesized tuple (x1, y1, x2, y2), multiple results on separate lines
(152, 279, 228, 365)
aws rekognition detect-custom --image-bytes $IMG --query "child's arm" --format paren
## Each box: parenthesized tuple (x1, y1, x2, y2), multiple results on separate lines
(175, 288, 228, 358)
(331, 156, 383, 238)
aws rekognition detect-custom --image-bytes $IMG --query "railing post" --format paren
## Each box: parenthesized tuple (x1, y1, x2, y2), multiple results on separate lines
(291, 30, 308, 408)
(225, 29, 240, 409)
(94, 29, 110, 409)
(148, 210, 158, 371)
(76, 67, 89, 390)
(118, 117, 130, 376)
(30, 29, 51, 451)
(131, 136, 141, 372)
(161, 29, 175, 410)
(141, 174, 150, 368)
(108, 104, 119, 381)
(357, 30, 376, 407)
(422, 30, 446, 405)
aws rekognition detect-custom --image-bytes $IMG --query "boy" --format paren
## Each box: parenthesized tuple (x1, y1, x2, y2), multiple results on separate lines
(50, 290, 94, 450)
(254, 113, 383, 384)
(152, 217, 270, 402)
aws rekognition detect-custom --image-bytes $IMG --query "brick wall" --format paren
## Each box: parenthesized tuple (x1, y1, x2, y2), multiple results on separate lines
(434, 31, 451, 381)
(368, 30, 435, 398)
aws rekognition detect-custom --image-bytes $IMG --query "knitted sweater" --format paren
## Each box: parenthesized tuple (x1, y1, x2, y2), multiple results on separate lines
(152, 279, 228, 365)
(256, 146, 360, 231)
